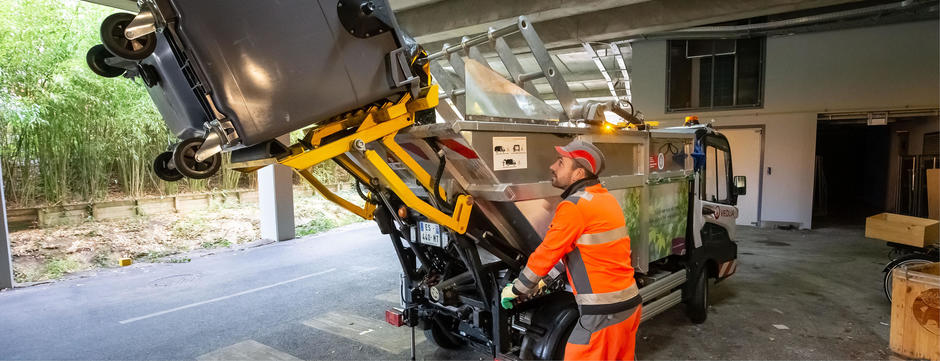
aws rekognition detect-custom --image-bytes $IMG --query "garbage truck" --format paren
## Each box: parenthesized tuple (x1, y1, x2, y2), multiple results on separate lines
(88, 2, 744, 359)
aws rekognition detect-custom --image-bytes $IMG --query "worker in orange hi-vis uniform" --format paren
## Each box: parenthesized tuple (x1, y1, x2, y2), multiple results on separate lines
(500, 139, 642, 361)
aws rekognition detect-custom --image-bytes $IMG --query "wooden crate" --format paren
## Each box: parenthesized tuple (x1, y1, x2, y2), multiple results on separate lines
(866, 213, 939, 248)
(890, 262, 940, 361)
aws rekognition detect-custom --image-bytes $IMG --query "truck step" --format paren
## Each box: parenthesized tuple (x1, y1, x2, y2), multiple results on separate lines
(639, 270, 686, 302)
(640, 289, 683, 323)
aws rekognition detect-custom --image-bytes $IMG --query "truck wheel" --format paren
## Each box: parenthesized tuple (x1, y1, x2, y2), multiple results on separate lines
(100, 12, 156, 60)
(883, 254, 933, 302)
(86, 45, 125, 78)
(534, 307, 578, 360)
(424, 317, 465, 350)
(172, 138, 221, 179)
(686, 269, 708, 324)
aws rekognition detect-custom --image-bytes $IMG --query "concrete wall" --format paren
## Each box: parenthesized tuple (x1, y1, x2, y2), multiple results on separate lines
(631, 20, 940, 228)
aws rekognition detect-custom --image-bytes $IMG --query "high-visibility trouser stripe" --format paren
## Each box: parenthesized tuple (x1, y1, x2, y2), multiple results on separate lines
(575, 283, 640, 306)
(576, 226, 628, 245)
(513, 266, 542, 295)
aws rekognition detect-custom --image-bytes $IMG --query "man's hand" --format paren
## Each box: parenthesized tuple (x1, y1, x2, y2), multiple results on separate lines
(500, 283, 518, 309)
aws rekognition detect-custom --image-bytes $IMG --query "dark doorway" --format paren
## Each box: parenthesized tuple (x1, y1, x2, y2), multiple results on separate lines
(813, 120, 891, 226)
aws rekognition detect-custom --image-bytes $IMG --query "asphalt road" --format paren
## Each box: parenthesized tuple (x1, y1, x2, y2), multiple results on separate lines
(0, 223, 893, 360)
(0, 223, 478, 360)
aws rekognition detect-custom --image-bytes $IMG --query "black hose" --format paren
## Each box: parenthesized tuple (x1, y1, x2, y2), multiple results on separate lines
(355, 180, 370, 202)
(431, 150, 454, 213)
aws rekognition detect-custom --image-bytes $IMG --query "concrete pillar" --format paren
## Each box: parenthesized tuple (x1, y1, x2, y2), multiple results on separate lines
(259, 136, 295, 242)
(0, 163, 13, 289)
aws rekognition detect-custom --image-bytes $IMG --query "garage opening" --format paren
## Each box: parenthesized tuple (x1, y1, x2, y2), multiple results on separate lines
(814, 110, 939, 227)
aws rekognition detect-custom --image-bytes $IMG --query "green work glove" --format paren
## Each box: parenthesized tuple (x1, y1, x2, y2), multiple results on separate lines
(500, 282, 518, 309)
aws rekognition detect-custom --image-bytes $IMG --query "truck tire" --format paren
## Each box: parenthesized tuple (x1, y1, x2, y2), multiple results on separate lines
(534, 307, 578, 360)
(424, 317, 465, 350)
(686, 269, 708, 324)
(883, 253, 933, 302)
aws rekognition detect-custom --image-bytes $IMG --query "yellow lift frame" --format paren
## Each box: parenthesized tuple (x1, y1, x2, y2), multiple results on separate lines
(232, 84, 473, 234)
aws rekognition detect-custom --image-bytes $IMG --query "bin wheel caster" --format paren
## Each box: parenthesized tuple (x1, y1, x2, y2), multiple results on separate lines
(100, 12, 156, 60)
(86, 44, 125, 78)
(153, 151, 183, 182)
(173, 138, 221, 179)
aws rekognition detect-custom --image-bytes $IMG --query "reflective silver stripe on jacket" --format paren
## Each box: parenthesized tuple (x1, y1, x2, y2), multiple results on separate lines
(571, 190, 593, 202)
(548, 262, 565, 280)
(576, 225, 628, 245)
(513, 266, 542, 295)
(574, 283, 640, 305)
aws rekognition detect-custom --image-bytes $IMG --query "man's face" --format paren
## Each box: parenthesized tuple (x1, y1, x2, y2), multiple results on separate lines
(550, 156, 583, 189)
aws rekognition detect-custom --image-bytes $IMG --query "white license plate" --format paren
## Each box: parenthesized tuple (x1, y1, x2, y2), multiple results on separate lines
(418, 222, 448, 247)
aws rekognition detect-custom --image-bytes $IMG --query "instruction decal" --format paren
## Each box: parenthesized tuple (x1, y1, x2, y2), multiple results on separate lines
(493, 136, 527, 171)
(649, 153, 665, 170)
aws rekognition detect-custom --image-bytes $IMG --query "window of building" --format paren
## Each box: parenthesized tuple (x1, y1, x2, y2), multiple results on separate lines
(667, 38, 764, 112)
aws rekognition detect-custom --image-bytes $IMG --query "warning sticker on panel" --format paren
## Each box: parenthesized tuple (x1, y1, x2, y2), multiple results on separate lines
(493, 136, 527, 171)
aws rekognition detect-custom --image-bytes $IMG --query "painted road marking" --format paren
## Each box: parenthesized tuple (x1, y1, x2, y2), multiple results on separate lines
(119, 268, 337, 324)
(302, 311, 425, 354)
(197, 340, 301, 361)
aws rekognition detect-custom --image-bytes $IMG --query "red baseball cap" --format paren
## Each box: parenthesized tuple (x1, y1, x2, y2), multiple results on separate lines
(555, 139, 605, 175)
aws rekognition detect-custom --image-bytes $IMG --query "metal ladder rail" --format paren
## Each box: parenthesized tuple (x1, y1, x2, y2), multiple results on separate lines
(429, 16, 577, 120)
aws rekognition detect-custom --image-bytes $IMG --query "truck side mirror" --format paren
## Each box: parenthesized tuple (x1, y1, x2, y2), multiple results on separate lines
(733, 176, 747, 196)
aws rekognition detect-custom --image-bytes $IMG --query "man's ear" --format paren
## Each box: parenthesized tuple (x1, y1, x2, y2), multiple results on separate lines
(573, 166, 585, 180)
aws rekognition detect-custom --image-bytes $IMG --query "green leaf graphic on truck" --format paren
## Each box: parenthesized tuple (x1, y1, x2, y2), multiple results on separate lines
(621, 180, 689, 262)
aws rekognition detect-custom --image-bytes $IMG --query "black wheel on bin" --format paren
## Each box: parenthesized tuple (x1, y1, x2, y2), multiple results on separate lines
(685, 268, 708, 324)
(86, 44, 125, 78)
(153, 151, 183, 182)
(100, 12, 156, 60)
(172, 138, 221, 180)
(424, 316, 465, 350)
(883, 253, 933, 302)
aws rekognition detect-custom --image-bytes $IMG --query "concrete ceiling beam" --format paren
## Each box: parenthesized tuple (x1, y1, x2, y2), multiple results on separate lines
(396, 0, 655, 44)
(414, 0, 861, 53)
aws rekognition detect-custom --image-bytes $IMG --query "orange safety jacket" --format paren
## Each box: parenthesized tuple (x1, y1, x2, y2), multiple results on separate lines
(513, 178, 641, 315)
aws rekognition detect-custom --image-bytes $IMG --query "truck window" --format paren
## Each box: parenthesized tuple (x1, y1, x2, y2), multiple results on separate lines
(703, 142, 732, 203)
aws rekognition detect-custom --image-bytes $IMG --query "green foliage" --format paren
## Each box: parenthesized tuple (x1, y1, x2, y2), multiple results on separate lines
(200, 238, 231, 249)
(42, 257, 80, 279)
(0, 0, 348, 206)
(0, 0, 169, 205)
(296, 217, 337, 237)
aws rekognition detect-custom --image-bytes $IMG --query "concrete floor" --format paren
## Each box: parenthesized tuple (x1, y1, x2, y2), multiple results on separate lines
(638, 224, 894, 360)
(0, 223, 895, 360)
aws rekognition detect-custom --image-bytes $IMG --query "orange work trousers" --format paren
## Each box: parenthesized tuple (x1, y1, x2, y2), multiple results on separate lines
(563, 305, 641, 361)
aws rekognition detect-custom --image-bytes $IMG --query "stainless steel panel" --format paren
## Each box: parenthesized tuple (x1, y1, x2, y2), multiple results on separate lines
(463, 59, 561, 123)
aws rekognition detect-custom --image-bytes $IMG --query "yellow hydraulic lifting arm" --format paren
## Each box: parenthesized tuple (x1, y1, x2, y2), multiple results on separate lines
(234, 84, 473, 234)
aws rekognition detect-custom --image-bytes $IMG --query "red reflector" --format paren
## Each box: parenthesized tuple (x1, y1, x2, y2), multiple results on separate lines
(385, 308, 404, 327)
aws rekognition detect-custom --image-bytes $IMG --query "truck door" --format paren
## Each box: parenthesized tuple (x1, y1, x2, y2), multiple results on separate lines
(701, 135, 738, 236)
(694, 133, 739, 251)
